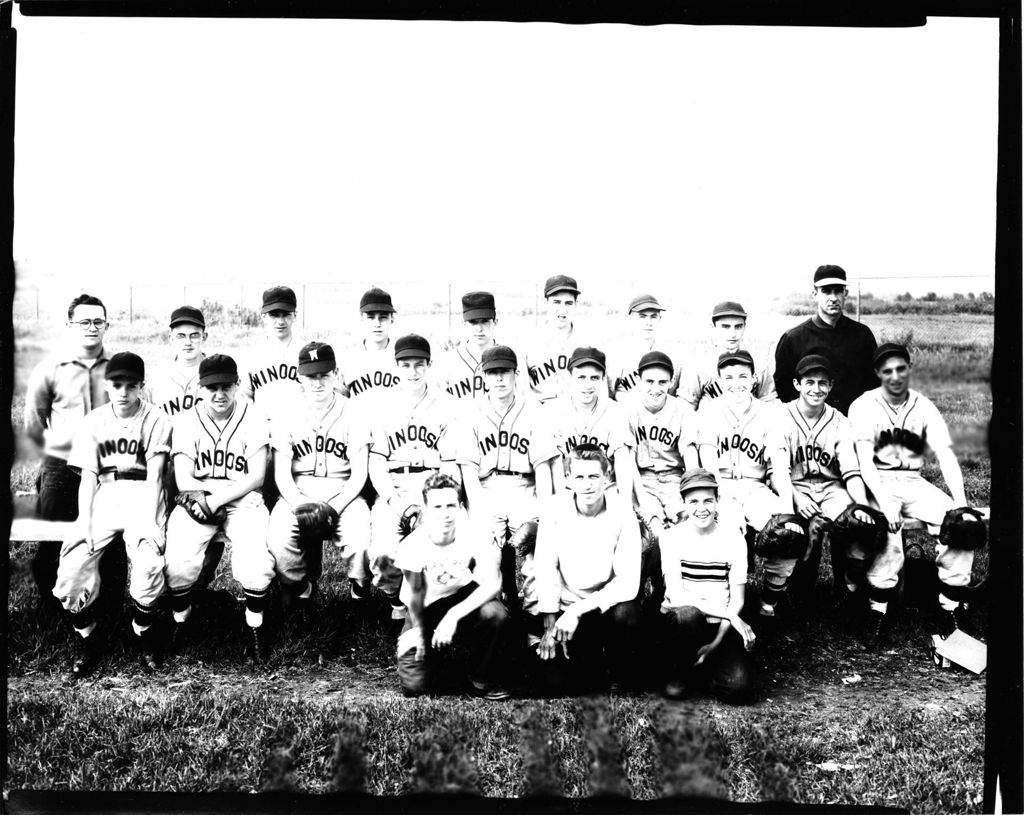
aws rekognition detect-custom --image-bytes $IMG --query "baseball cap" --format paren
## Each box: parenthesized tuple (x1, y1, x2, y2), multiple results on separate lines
(873, 342, 911, 369)
(462, 291, 496, 321)
(568, 346, 606, 372)
(198, 354, 239, 387)
(261, 286, 297, 314)
(360, 287, 396, 314)
(544, 275, 581, 298)
(394, 334, 431, 361)
(795, 354, 834, 378)
(679, 467, 719, 496)
(481, 345, 517, 372)
(813, 265, 848, 288)
(717, 350, 755, 372)
(298, 341, 337, 375)
(169, 305, 206, 329)
(628, 294, 665, 314)
(637, 350, 674, 377)
(711, 301, 748, 322)
(105, 351, 145, 382)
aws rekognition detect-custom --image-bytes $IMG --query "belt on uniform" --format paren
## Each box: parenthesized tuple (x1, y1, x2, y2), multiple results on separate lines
(98, 471, 147, 482)
(488, 469, 531, 478)
(390, 465, 433, 474)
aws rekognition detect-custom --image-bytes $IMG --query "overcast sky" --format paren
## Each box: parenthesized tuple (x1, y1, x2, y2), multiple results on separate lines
(12, 13, 999, 307)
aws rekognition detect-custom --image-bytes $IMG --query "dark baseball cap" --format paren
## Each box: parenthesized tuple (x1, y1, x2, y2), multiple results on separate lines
(873, 342, 911, 369)
(262, 286, 297, 313)
(198, 354, 239, 387)
(481, 345, 517, 372)
(628, 294, 665, 314)
(813, 265, 848, 288)
(637, 350, 674, 377)
(394, 334, 431, 361)
(105, 351, 145, 382)
(462, 291, 496, 321)
(568, 346, 606, 372)
(544, 275, 581, 298)
(795, 354, 834, 379)
(711, 301, 748, 322)
(717, 349, 755, 372)
(360, 287, 396, 314)
(298, 341, 337, 375)
(169, 305, 206, 329)
(679, 467, 719, 496)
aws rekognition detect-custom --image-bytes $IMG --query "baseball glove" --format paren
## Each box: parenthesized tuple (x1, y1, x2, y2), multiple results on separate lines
(293, 501, 338, 546)
(175, 490, 226, 525)
(398, 504, 423, 539)
(939, 507, 987, 551)
(834, 504, 888, 554)
(754, 514, 810, 560)
(509, 520, 539, 558)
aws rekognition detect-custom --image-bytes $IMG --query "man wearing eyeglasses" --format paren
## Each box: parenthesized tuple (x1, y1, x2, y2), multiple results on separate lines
(23, 294, 112, 607)
(773, 266, 878, 415)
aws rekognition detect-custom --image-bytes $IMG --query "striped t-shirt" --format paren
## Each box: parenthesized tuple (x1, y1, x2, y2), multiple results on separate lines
(659, 520, 747, 620)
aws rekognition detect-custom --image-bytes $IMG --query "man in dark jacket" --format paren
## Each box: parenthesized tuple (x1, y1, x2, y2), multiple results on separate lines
(773, 265, 877, 414)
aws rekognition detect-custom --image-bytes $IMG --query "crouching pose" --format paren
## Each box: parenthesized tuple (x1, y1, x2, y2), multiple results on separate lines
(659, 468, 756, 703)
(53, 352, 172, 676)
(395, 473, 514, 700)
(164, 354, 275, 664)
(531, 444, 642, 694)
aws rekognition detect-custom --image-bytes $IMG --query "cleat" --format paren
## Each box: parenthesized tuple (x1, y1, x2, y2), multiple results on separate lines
(246, 625, 267, 665)
(937, 605, 970, 639)
(350, 580, 372, 601)
(139, 647, 160, 673)
(71, 635, 100, 678)
(166, 620, 190, 658)
(863, 609, 892, 648)
(469, 680, 512, 701)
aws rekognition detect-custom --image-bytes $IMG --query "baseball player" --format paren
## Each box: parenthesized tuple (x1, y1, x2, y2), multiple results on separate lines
(607, 294, 682, 400)
(394, 472, 514, 700)
(267, 341, 372, 611)
(367, 334, 474, 617)
(848, 343, 981, 644)
(530, 443, 642, 694)
(435, 291, 501, 402)
(522, 275, 587, 404)
(163, 354, 275, 664)
(459, 345, 560, 609)
(239, 285, 303, 414)
(679, 301, 777, 410)
(658, 468, 755, 703)
(335, 287, 401, 402)
(145, 306, 208, 417)
(695, 350, 793, 623)
(52, 352, 172, 676)
(769, 354, 873, 611)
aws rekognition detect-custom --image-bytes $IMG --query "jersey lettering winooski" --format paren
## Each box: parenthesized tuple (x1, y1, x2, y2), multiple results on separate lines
(465, 397, 559, 477)
(524, 331, 585, 403)
(69, 401, 172, 476)
(240, 338, 303, 410)
(697, 398, 781, 481)
(678, 350, 777, 410)
(549, 395, 632, 461)
(272, 396, 368, 479)
(777, 402, 860, 484)
(369, 388, 467, 468)
(439, 344, 491, 401)
(336, 340, 400, 400)
(848, 388, 952, 471)
(173, 400, 269, 481)
(627, 396, 695, 472)
(146, 363, 204, 417)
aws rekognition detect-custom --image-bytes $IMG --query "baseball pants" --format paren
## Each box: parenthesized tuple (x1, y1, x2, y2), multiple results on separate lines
(638, 469, 686, 523)
(31, 456, 85, 603)
(788, 480, 855, 597)
(370, 471, 433, 597)
(867, 472, 969, 611)
(717, 477, 795, 590)
(660, 606, 752, 704)
(52, 482, 165, 623)
(480, 473, 539, 612)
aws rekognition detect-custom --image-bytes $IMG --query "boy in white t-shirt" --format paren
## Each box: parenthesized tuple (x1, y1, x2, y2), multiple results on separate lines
(659, 468, 756, 703)
(394, 473, 514, 700)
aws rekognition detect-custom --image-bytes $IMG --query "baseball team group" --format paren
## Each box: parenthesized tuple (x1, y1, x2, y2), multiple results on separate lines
(20, 263, 986, 703)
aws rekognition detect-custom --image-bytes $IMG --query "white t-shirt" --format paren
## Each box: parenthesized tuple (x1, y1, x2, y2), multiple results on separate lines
(659, 519, 747, 619)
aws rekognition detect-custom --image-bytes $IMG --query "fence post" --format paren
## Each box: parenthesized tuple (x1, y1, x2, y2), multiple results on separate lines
(856, 280, 861, 322)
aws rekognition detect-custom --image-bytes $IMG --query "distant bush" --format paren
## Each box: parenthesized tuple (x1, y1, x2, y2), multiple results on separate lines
(200, 297, 261, 328)
(780, 292, 994, 316)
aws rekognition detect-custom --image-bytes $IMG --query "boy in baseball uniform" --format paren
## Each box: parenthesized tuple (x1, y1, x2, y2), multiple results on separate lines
(239, 286, 304, 414)
(659, 469, 756, 703)
(268, 342, 372, 612)
(164, 354, 275, 664)
(522, 275, 587, 404)
(367, 334, 473, 616)
(146, 306, 208, 417)
(679, 301, 777, 411)
(530, 444, 642, 694)
(395, 473, 514, 700)
(335, 287, 401, 402)
(848, 343, 981, 644)
(53, 352, 172, 676)
(607, 294, 682, 400)
(436, 291, 501, 402)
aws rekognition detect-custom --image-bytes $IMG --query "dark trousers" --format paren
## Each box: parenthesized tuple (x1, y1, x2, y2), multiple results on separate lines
(662, 606, 753, 704)
(528, 599, 643, 695)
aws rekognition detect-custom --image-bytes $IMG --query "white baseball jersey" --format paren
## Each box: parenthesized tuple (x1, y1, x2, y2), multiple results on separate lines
(435, 342, 493, 401)
(464, 396, 560, 478)
(145, 359, 204, 418)
(369, 386, 471, 469)
(696, 398, 784, 482)
(547, 394, 634, 462)
(775, 401, 860, 486)
(335, 339, 400, 401)
(172, 400, 270, 487)
(848, 388, 952, 471)
(522, 327, 586, 404)
(68, 401, 172, 477)
(678, 348, 777, 410)
(607, 342, 683, 400)
(239, 336, 303, 413)
(271, 394, 369, 480)
(627, 396, 697, 473)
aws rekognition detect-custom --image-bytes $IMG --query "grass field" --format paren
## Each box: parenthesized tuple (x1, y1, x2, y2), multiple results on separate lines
(6, 309, 992, 811)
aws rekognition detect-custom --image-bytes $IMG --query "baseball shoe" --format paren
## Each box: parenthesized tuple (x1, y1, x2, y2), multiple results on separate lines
(388, 596, 408, 621)
(71, 635, 100, 679)
(349, 579, 372, 601)
(469, 679, 512, 702)
(834, 587, 867, 631)
(936, 605, 971, 639)
(166, 620, 190, 659)
(862, 610, 893, 649)
(246, 625, 267, 666)
(136, 629, 161, 672)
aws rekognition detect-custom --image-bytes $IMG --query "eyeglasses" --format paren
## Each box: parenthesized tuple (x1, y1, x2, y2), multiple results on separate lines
(173, 332, 204, 342)
(71, 319, 107, 329)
